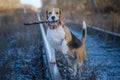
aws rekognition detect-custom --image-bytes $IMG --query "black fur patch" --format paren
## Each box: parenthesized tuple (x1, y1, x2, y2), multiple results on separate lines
(67, 32, 83, 49)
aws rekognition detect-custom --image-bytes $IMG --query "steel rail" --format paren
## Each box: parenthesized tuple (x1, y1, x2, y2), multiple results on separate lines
(37, 13, 62, 80)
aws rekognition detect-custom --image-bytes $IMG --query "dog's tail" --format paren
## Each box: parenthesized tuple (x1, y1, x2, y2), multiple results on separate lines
(81, 21, 87, 43)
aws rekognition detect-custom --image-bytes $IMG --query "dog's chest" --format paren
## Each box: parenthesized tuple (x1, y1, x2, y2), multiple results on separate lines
(47, 26, 65, 42)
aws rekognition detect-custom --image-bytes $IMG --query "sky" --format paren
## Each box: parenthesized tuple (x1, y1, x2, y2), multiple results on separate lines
(20, 0, 42, 8)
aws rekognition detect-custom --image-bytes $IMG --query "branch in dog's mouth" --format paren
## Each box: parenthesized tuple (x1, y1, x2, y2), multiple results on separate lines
(24, 20, 60, 25)
(48, 20, 60, 26)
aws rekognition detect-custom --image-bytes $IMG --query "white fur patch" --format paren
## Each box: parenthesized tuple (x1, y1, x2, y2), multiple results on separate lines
(47, 26, 68, 54)
(83, 21, 86, 29)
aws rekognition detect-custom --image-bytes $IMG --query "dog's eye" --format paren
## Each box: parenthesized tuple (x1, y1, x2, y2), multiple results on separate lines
(48, 12, 51, 14)
(56, 12, 59, 15)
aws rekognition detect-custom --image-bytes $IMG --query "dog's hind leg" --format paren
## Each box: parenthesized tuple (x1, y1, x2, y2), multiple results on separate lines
(77, 62, 83, 79)
(73, 62, 77, 76)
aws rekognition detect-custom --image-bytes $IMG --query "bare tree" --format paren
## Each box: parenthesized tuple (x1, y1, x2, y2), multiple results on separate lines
(90, 0, 100, 13)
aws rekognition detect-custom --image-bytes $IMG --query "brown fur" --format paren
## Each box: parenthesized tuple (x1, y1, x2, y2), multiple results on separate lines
(45, 8, 64, 21)
(63, 26, 86, 63)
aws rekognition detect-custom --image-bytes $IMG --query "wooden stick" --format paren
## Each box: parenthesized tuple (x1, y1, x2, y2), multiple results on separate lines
(24, 20, 60, 25)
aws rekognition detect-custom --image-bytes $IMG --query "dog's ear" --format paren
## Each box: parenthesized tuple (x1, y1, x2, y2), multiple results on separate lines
(59, 9, 65, 21)
(45, 10, 48, 20)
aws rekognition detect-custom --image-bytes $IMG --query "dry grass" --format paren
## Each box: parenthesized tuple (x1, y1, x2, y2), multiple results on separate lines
(84, 13, 120, 34)
(111, 12, 120, 33)
(0, 8, 40, 50)
(0, 0, 22, 12)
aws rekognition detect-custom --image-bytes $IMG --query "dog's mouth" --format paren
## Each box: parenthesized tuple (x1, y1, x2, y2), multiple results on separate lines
(48, 20, 60, 29)
(49, 20, 60, 25)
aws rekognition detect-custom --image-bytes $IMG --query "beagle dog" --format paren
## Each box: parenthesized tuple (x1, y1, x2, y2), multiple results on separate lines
(45, 8, 87, 76)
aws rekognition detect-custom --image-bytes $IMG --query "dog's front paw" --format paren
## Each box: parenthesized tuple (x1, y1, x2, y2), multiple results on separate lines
(49, 48, 56, 64)
(50, 59, 56, 64)
(62, 47, 68, 54)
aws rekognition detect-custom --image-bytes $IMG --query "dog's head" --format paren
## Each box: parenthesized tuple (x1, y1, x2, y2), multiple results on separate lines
(45, 8, 64, 29)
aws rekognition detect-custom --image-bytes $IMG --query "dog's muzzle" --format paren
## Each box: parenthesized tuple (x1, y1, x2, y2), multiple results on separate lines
(48, 20, 61, 29)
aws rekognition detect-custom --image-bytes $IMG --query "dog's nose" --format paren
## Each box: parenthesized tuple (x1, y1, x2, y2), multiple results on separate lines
(51, 16, 55, 20)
